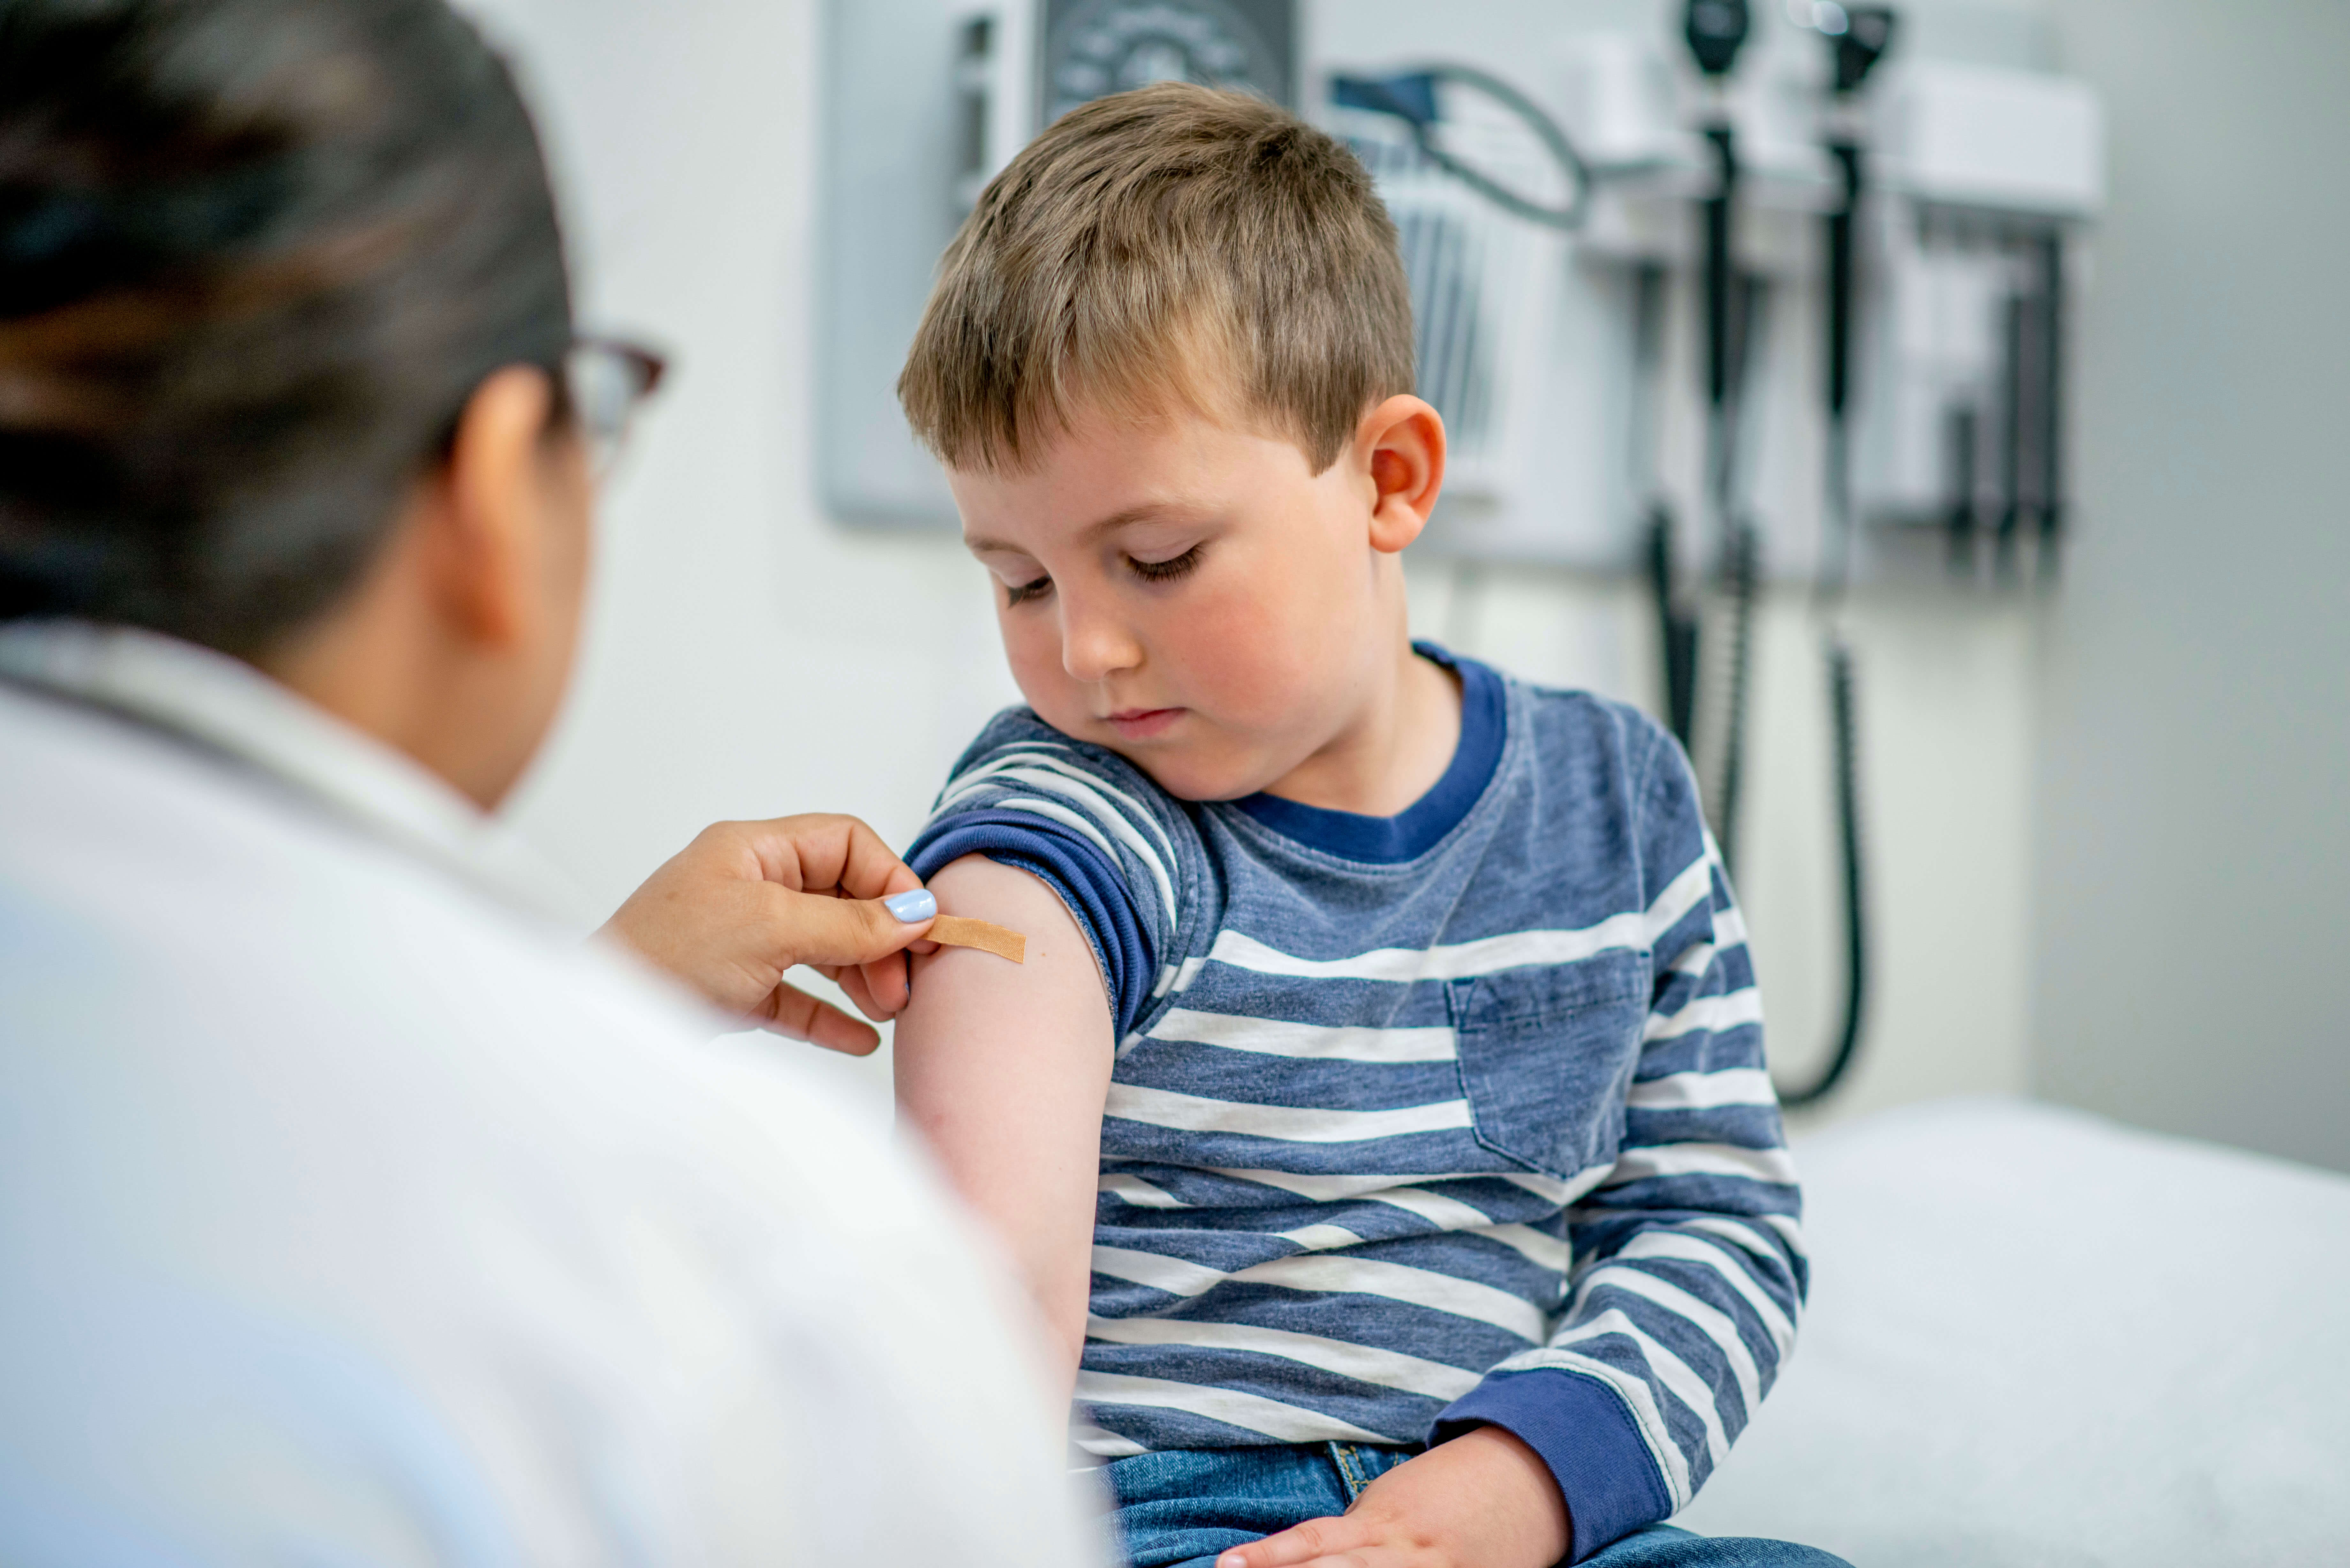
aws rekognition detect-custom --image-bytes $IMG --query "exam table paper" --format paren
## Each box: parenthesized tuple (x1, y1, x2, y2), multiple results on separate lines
(1678, 1096, 2350, 1565)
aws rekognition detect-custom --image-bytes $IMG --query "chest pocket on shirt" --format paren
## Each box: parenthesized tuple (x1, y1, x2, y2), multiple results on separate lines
(1446, 953, 1649, 1181)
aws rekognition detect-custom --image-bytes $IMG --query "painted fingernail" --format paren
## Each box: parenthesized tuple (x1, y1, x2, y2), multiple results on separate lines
(884, 889, 937, 923)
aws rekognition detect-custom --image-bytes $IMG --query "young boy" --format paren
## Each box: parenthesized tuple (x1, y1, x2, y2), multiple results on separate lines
(887, 84, 1835, 1568)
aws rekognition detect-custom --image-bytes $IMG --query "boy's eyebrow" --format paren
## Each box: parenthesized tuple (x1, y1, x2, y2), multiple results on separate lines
(964, 502, 1199, 556)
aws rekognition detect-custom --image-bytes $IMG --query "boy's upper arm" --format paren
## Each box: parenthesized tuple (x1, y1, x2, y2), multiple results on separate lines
(890, 852, 1114, 1390)
(905, 720, 1193, 1038)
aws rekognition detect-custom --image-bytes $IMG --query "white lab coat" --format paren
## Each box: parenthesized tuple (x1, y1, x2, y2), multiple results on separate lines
(0, 622, 1101, 1566)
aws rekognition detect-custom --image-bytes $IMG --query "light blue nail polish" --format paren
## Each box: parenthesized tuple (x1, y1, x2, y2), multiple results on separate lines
(884, 889, 937, 923)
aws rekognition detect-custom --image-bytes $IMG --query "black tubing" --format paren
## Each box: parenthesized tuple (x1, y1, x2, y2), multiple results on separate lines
(1826, 143, 1860, 425)
(1995, 287, 2026, 582)
(1632, 265, 1698, 750)
(1946, 403, 1978, 577)
(1713, 520, 1760, 877)
(1777, 636, 1869, 1107)
(1696, 123, 1757, 877)
(2036, 230, 2066, 582)
(1328, 66, 1593, 231)
(1779, 115, 1874, 1109)
(1702, 126, 1738, 416)
(1408, 64, 1592, 231)
(1647, 504, 1699, 749)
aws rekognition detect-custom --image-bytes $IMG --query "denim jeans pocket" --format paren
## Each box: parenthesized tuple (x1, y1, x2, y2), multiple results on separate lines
(1447, 952, 1648, 1180)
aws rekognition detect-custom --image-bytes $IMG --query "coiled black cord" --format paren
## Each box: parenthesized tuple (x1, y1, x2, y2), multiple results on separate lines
(1771, 119, 1877, 1108)
(1713, 519, 1760, 875)
(1647, 505, 1698, 750)
(1777, 636, 1868, 1107)
(1328, 65, 1592, 231)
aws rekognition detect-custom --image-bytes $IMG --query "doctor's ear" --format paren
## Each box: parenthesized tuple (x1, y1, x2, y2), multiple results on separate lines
(1356, 395, 1446, 554)
(425, 365, 589, 649)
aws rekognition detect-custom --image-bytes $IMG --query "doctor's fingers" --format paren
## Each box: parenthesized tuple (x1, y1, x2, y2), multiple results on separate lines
(759, 879, 936, 970)
(828, 957, 912, 1024)
(720, 813, 925, 902)
(753, 978, 884, 1055)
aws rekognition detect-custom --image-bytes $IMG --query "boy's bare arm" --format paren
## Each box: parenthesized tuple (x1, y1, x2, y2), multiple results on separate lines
(891, 853, 1113, 1400)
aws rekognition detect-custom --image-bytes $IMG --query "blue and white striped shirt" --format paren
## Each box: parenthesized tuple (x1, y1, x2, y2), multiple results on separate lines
(907, 648, 1804, 1555)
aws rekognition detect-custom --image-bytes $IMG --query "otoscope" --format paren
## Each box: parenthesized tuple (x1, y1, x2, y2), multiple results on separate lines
(1820, 6, 1896, 596)
(1664, 0, 1757, 876)
(1778, 3, 1896, 1110)
(1649, 2, 1751, 768)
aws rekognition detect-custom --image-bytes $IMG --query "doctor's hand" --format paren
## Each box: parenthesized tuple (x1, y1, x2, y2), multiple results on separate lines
(597, 814, 937, 1052)
(1215, 1427, 1570, 1568)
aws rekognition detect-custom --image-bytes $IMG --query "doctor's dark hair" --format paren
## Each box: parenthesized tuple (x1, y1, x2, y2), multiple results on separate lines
(0, 0, 571, 655)
(898, 83, 1416, 476)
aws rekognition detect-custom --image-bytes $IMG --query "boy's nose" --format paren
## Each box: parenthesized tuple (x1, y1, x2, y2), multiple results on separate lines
(1058, 594, 1143, 684)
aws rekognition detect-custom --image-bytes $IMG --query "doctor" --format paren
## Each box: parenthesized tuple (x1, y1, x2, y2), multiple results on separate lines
(0, 1, 1095, 1563)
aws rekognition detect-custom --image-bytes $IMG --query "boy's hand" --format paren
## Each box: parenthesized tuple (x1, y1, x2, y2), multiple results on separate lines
(1217, 1427, 1570, 1568)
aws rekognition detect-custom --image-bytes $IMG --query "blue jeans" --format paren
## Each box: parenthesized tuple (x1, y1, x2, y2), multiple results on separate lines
(1103, 1443, 1849, 1568)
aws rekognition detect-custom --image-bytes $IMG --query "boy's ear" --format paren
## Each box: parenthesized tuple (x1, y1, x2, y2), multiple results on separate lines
(1355, 395, 1446, 554)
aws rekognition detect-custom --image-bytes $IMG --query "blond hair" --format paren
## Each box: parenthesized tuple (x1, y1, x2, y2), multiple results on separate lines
(897, 82, 1415, 475)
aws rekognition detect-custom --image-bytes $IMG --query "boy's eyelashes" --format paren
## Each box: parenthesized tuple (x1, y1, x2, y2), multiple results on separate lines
(997, 544, 1205, 608)
(1127, 543, 1204, 584)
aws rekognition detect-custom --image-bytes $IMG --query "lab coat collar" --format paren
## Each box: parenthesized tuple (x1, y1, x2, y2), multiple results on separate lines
(0, 619, 587, 927)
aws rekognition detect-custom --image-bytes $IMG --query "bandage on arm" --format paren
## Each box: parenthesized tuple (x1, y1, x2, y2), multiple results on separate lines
(928, 914, 1026, 963)
(892, 854, 1112, 1401)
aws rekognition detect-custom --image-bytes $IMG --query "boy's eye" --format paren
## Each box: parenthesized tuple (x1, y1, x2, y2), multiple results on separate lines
(1004, 573, 1054, 607)
(1128, 544, 1203, 584)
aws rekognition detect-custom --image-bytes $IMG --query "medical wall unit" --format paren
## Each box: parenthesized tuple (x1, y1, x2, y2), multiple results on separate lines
(814, 0, 2103, 1103)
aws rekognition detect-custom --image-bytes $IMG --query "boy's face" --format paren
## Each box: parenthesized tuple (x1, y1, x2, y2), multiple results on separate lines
(950, 394, 1441, 802)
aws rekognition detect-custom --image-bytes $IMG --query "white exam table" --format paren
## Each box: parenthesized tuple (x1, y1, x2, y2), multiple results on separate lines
(1678, 1097, 2350, 1565)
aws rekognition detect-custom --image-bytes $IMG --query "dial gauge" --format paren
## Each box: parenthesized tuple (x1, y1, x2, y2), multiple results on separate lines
(1039, 0, 1294, 125)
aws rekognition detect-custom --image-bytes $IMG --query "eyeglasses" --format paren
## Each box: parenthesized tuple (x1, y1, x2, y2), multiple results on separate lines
(565, 335, 668, 478)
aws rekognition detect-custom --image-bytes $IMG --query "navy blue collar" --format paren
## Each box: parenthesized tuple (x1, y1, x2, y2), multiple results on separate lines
(1231, 643, 1506, 864)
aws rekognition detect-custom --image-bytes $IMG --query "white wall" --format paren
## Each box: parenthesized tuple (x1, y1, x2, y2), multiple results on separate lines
(477, 0, 2036, 1127)
(2030, 0, 2350, 1173)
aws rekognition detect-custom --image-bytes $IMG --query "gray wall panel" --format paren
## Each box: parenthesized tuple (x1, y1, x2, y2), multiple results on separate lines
(2034, 0, 2350, 1171)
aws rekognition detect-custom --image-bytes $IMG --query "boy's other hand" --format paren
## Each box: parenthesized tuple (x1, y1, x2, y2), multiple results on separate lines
(1216, 1426, 1570, 1568)
(597, 813, 934, 1052)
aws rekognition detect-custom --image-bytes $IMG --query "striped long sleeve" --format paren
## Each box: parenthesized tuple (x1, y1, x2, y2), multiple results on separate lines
(1432, 736, 1806, 1558)
(906, 722, 1192, 1037)
(906, 667, 1804, 1561)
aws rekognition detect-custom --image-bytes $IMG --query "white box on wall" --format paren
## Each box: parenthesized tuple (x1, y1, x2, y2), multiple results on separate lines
(1875, 59, 2105, 216)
